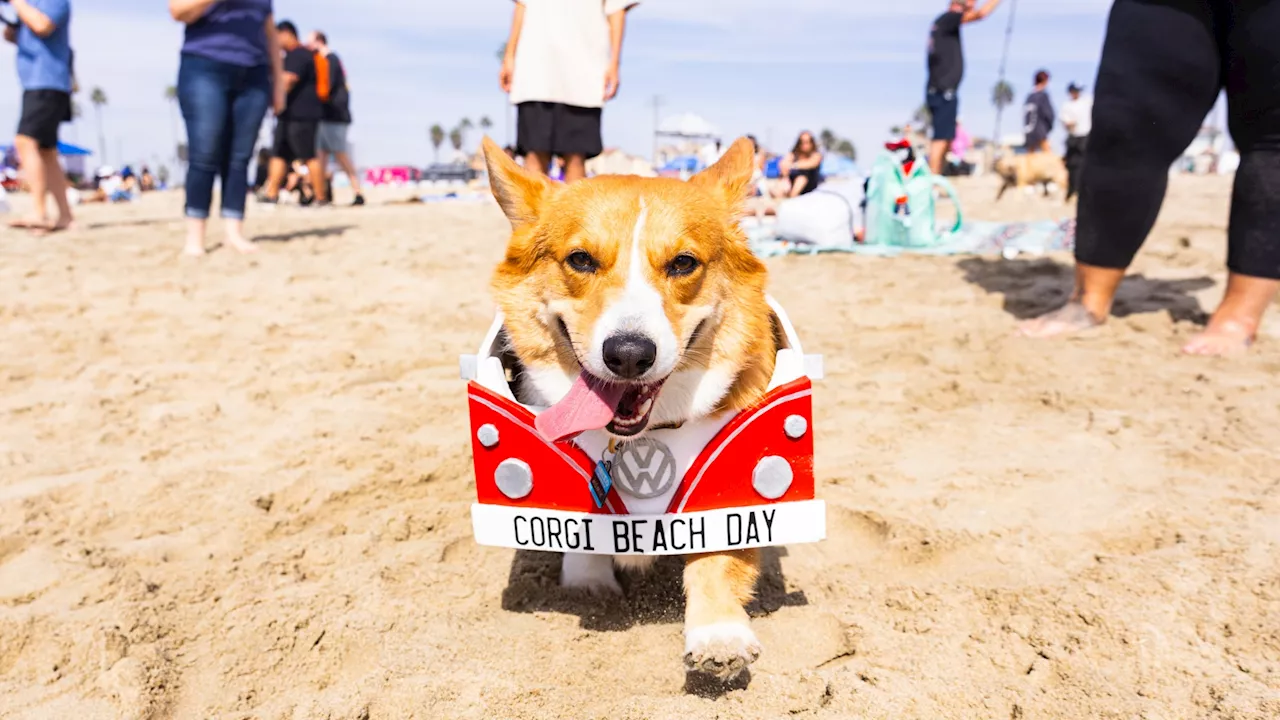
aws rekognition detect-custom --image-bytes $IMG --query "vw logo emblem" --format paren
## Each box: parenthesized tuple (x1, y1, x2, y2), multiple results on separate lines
(612, 437, 678, 499)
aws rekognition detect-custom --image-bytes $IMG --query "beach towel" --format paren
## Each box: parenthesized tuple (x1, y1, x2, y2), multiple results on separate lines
(746, 218, 1075, 259)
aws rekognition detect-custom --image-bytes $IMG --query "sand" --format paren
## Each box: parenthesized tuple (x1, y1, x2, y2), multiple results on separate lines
(1, 176, 1278, 719)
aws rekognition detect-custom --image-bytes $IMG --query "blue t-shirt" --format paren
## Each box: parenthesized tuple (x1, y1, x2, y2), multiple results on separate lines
(182, 0, 273, 68)
(16, 0, 72, 92)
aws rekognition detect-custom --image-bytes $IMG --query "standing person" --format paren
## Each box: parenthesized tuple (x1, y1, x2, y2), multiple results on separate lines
(260, 20, 325, 205)
(1060, 81, 1093, 200)
(170, 0, 283, 256)
(1020, 0, 1280, 356)
(1022, 69, 1055, 153)
(499, 0, 639, 184)
(5, 0, 74, 233)
(306, 30, 364, 206)
(925, 0, 1005, 175)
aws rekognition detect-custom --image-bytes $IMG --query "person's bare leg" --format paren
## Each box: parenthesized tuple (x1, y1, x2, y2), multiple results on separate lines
(306, 158, 327, 204)
(315, 148, 329, 194)
(222, 217, 257, 255)
(183, 217, 207, 256)
(38, 148, 73, 230)
(562, 153, 586, 183)
(1018, 262, 1126, 338)
(787, 175, 809, 198)
(524, 151, 552, 176)
(928, 139, 949, 175)
(334, 150, 364, 199)
(262, 157, 288, 200)
(10, 135, 48, 228)
(1182, 273, 1278, 355)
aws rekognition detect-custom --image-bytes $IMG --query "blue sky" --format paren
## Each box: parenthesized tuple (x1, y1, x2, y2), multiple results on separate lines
(0, 0, 1116, 169)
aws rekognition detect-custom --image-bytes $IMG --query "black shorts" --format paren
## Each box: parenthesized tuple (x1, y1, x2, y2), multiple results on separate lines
(926, 88, 959, 142)
(272, 119, 318, 163)
(17, 89, 71, 150)
(517, 102, 603, 159)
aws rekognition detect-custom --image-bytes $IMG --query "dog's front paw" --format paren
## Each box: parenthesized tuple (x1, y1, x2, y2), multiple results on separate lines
(560, 553, 622, 594)
(683, 622, 761, 680)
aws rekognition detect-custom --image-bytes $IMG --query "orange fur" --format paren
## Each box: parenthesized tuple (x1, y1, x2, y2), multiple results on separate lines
(482, 136, 775, 414)
(683, 549, 760, 628)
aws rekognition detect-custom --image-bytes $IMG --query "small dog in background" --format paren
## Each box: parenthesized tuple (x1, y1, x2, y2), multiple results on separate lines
(994, 148, 1068, 201)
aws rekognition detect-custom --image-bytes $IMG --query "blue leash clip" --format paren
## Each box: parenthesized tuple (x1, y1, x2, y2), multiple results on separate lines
(589, 459, 613, 508)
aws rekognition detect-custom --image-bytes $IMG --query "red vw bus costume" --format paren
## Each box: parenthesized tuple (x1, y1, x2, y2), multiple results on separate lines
(461, 297, 826, 555)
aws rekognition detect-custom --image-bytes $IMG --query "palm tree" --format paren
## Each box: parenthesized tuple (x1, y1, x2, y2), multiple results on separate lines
(818, 129, 837, 152)
(429, 124, 445, 162)
(164, 85, 180, 162)
(479, 116, 493, 138)
(90, 87, 108, 162)
(457, 118, 474, 151)
(449, 126, 464, 153)
(834, 139, 856, 161)
(991, 79, 1015, 145)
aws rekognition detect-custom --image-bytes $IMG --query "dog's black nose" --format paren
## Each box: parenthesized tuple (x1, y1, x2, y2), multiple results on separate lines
(602, 334, 657, 379)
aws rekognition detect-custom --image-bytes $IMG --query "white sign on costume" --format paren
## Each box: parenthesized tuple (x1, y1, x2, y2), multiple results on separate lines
(471, 500, 827, 556)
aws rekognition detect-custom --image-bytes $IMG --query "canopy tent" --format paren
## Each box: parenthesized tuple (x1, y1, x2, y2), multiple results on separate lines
(655, 113, 721, 141)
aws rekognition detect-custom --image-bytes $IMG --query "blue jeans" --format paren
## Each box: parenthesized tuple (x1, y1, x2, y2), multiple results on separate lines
(177, 53, 270, 220)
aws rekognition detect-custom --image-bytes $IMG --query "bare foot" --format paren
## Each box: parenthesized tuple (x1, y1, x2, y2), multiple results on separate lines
(1018, 301, 1105, 338)
(183, 221, 205, 256)
(226, 237, 258, 254)
(1182, 317, 1254, 356)
(9, 216, 48, 230)
(28, 219, 73, 236)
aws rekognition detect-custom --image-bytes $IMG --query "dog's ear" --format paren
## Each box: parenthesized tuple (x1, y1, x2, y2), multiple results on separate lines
(482, 136, 554, 228)
(690, 137, 755, 210)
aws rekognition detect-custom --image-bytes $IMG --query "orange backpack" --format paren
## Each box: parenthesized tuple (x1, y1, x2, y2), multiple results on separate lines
(314, 52, 331, 104)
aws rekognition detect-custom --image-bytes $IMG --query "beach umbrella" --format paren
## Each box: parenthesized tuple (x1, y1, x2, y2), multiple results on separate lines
(0, 141, 93, 156)
(659, 155, 701, 173)
(56, 142, 92, 156)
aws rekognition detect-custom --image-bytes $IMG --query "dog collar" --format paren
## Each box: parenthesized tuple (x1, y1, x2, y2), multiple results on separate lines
(460, 296, 826, 556)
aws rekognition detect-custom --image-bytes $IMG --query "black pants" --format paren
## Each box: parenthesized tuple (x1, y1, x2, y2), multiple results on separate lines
(1076, 0, 1280, 279)
(1065, 135, 1088, 201)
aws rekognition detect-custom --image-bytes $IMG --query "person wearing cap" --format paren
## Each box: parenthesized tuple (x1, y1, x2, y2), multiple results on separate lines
(1022, 69, 1055, 153)
(1060, 81, 1092, 201)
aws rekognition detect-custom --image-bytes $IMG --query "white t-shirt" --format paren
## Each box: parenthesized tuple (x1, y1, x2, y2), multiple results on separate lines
(1060, 95, 1094, 137)
(510, 0, 638, 109)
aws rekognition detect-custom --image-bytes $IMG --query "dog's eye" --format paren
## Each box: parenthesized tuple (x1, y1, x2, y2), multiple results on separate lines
(666, 254, 700, 277)
(566, 250, 598, 274)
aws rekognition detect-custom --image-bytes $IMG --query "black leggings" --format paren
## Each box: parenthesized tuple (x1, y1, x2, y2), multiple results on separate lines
(1076, 0, 1280, 280)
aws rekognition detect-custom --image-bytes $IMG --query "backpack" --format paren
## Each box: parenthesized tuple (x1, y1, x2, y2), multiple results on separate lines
(314, 52, 332, 103)
(863, 151, 962, 248)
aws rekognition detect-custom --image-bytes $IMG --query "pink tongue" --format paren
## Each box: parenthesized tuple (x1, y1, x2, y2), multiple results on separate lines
(535, 374, 625, 442)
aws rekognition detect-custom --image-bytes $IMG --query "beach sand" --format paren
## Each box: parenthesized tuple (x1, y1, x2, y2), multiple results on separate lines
(1, 177, 1277, 719)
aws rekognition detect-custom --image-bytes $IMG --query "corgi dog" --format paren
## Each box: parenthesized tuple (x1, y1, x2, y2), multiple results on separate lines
(994, 147, 1068, 201)
(480, 136, 779, 679)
